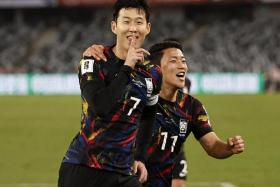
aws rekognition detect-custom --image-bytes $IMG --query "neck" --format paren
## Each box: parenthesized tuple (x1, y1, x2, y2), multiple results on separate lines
(159, 84, 178, 102)
(113, 44, 128, 60)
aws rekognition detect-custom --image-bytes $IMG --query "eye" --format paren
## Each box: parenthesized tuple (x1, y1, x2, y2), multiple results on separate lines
(123, 20, 129, 24)
(137, 21, 143, 25)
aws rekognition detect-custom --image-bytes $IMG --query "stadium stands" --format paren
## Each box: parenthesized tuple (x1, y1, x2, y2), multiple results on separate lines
(0, 5, 279, 73)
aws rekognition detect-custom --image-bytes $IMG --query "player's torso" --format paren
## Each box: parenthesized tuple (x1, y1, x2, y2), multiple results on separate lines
(83, 58, 159, 134)
(65, 51, 160, 174)
(146, 94, 192, 186)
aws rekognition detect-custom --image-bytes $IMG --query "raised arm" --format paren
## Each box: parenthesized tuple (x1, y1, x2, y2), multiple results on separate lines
(80, 58, 133, 117)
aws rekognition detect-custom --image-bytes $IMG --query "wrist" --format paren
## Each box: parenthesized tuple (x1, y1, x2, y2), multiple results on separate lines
(120, 65, 133, 76)
(124, 63, 135, 69)
(227, 143, 235, 155)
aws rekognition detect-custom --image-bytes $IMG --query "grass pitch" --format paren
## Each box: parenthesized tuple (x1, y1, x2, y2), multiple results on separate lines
(0, 94, 279, 187)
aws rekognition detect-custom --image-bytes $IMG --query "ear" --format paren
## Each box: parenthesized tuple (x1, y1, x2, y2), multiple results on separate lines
(146, 22, 151, 35)
(111, 21, 117, 35)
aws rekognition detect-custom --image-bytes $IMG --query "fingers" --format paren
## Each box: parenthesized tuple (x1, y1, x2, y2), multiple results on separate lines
(135, 48, 150, 57)
(229, 135, 245, 154)
(138, 163, 147, 183)
(83, 45, 107, 61)
(129, 36, 136, 49)
(133, 161, 138, 174)
(233, 135, 245, 153)
(125, 37, 149, 68)
(133, 161, 148, 183)
(227, 137, 234, 146)
(128, 37, 150, 57)
(134, 49, 150, 64)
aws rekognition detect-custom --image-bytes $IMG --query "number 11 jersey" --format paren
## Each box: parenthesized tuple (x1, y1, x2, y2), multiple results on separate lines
(145, 92, 213, 187)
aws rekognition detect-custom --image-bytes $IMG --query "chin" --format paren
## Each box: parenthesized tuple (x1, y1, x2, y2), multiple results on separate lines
(173, 84, 183, 90)
(177, 84, 185, 89)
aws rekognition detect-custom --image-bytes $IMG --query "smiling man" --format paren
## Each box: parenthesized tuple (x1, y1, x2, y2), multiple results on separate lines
(143, 40, 245, 187)
(58, 1, 161, 187)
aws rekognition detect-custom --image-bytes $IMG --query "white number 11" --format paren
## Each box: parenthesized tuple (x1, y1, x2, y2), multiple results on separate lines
(161, 132, 178, 152)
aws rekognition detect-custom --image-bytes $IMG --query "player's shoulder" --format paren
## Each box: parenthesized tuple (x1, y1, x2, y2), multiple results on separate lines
(137, 61, 160, 74)
(79, 55, 110, 74)
(80, 46, 112, 66)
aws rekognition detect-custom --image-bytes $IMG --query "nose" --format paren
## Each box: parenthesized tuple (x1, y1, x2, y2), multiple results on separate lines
(179, 60, 188, 72)
(129, 23, 137, 32)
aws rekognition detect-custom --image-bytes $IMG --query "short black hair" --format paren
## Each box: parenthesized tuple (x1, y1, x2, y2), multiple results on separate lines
(113, 0, 150, 22)
(148, 40, 183, 66)
(185, 76, 191, 92)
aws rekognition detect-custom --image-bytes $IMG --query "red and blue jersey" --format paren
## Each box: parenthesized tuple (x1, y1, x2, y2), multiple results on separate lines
(145, 91, 213, 187)
(62, 46, 161, 175)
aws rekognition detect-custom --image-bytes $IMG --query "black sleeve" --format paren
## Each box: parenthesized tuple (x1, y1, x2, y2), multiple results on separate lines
(80, 60, 133, 117)
(191, 98, 213, 140)
(134, 104, 157, 162)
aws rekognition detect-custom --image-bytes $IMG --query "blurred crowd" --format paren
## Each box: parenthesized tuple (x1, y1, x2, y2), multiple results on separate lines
(0, 5, 280, 91)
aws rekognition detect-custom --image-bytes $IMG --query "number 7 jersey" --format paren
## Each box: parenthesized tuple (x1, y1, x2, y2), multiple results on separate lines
(62, 46, 161, 175)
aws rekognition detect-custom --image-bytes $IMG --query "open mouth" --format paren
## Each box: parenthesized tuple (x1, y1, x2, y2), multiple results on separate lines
(176, 72, 186, 78)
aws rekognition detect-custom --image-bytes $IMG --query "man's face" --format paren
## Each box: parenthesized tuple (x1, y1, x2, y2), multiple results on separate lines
(111, 8, 151, 50)
(160, 48, 188, 89)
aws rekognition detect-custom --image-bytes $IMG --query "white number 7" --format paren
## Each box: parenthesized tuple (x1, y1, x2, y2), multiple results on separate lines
(127, 97, 141, 116)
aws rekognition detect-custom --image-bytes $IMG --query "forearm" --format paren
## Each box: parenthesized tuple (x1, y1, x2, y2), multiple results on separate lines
(200, 132, 233, 159)
(82, 65, 133, 117)
(205, 139, 233, 159)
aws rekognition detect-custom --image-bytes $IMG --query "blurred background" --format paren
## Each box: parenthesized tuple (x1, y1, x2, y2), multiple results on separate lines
(0, 0, 279, 187)
(1, 0, 280, 94)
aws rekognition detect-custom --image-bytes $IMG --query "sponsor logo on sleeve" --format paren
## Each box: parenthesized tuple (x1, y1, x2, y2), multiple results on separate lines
(81, 59, 94, 75)
(197, 115, 209, 122)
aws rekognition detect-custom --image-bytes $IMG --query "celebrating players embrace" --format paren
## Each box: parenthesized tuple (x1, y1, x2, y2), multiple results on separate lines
(59, 1, 245, 187)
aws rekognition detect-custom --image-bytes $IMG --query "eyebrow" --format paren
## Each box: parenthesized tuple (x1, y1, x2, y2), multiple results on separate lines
(121, 16, 144, 20)
(169, 56, 185, 59)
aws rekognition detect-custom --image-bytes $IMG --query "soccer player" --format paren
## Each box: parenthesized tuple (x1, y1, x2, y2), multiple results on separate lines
(58, 0, 161, 187)
(145, 40, 244, 187)
(83, 40, 245, 187)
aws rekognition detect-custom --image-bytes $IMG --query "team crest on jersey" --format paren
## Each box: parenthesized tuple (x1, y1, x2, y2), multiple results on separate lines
(179, 119, 188, 136)
(80, 59, 94, 75)
(145, 78, 153, 97)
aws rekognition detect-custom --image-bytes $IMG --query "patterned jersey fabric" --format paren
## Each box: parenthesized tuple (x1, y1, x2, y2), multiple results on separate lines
(145, 91, 213, 187)
(62, 46, 161, 175)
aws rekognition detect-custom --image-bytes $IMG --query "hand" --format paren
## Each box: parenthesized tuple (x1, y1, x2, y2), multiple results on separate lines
(133, 160, 148, 183)
(124, 36, 150, 69)
(83, 44, 107, 61)
(227, 135, 245, 154)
